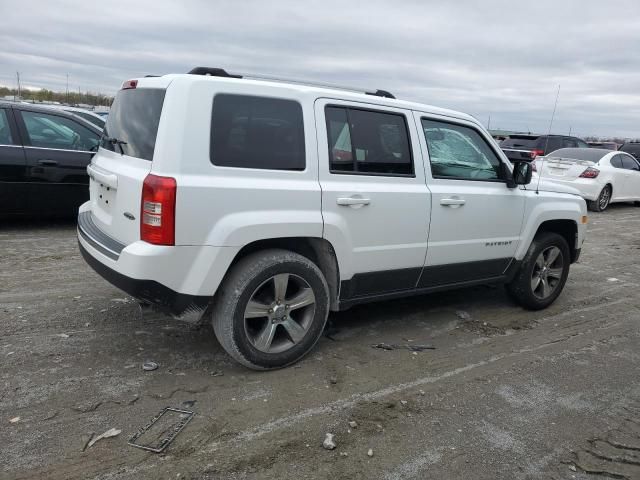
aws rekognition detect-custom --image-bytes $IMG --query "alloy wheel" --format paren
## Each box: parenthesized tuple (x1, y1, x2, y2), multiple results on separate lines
(599, 186, 611, 210)
(243, 273, 316, 353)
(530, 246, 564, 299)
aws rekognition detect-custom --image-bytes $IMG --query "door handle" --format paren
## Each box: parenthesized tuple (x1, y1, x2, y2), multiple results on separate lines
(440, 198, 466, 206)
(38, 159, 58, 166)
(337, 196, 371, 206)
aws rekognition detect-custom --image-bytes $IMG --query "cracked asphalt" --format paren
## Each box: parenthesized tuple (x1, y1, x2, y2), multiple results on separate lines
(1, 204, 639, 480)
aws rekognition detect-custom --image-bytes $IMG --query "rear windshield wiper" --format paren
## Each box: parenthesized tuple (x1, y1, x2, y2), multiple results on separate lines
(102, 136, 128, 155)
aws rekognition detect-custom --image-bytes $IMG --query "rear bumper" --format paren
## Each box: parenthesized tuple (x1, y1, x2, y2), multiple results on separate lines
(534, 176, 602, 201)
(77, 207, 240, 322)
(78, 240, 210, 320)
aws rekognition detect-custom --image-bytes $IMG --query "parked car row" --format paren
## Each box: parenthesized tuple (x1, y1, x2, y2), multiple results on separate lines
(0, 101, 103, 216)
(497, 131, 640, 211)
(533, 148, 640, 212)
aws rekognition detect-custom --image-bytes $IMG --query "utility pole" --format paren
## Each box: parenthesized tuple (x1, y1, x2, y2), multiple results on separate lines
(487, 114, 491, 130)
(78, 86, 81, 105)
(66, 74, 69, 104)
(568, 126, 572, 136)
(16, 72, 21, 100)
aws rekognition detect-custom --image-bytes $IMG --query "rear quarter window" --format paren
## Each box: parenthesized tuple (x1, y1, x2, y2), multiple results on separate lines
(210, 94, 305, 170)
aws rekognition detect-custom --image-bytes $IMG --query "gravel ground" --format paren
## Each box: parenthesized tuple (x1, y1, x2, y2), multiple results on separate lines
(1, 204, 639, 480)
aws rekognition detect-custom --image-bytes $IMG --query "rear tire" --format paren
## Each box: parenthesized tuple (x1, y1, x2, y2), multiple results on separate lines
(588, 185, 611, 212)
(506, 232, 570, 310)
(211, 249, 329, 370)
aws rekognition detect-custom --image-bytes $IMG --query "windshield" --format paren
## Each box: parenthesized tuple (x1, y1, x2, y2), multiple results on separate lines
(101, 88, 165, 160)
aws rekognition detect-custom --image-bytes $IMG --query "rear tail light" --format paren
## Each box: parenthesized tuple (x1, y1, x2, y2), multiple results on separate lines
(579, 167, 600, 179)
(122, 79, 138, 90)
(141, 174, 176, 245)
(530, 149, 545, 159)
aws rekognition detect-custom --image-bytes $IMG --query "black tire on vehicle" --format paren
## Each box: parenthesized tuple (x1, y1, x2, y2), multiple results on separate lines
(587, 185, 612, 212)
(211, 249, 330, 370)
(506, 232, 570, 311)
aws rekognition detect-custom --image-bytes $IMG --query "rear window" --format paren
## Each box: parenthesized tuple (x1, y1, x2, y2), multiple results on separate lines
(101, 88, 165, 161)
(546, 148, 610, 162)
(500, 136, 539, 149)
(620, 144, 640, 157)
(211, 94, 305, 170)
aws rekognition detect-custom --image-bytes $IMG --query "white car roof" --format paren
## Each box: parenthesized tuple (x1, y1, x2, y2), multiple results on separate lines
(132, 73, 479, 126)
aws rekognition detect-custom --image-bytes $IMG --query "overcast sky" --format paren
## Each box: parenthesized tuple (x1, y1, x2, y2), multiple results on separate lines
(1, 0, 639, 137)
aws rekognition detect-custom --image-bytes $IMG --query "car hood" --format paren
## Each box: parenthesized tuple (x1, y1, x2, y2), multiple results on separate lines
(526, 177, 582, 196)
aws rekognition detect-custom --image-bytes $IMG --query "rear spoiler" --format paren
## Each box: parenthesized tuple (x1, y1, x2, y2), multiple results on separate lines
(542, 156, 596, 166)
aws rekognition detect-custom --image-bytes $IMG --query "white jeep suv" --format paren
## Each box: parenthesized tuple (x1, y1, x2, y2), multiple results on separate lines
(78, 67, 588, 369)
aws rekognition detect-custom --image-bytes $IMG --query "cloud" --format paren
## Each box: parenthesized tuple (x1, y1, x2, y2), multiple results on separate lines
(1, 0, 638, 137)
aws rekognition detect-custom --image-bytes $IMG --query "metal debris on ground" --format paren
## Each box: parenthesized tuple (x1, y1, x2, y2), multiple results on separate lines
(142, 361, 159, 371)
(86, 427, 121, 448)
(456, 310, 472, 321)
(181, 400, 196, 408)
(370, 343, 435, 351)
(367, 448, 374, 457)
(322, 433, 336, 450)
(128, 407, 195, 453)
(9, 416, 20, 423)
(348, 420, 358, 428)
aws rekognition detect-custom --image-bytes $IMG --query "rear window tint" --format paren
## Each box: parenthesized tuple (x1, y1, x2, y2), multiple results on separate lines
(101, 88, 165, 161)
(500, 136, 539, 148)
(211, 94, 305, 170)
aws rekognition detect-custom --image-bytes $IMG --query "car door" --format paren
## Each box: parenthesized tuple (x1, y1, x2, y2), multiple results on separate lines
(415, 112, 525, 287)
(316, 99, 430, 300)
(0, 107, 28, 215)
(15, 108, 100, 215)
(621, 154, 640, 199)
(608, 154, 629, 201)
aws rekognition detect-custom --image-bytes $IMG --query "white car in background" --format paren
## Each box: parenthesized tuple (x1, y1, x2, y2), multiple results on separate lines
(535, 148, 640, 212)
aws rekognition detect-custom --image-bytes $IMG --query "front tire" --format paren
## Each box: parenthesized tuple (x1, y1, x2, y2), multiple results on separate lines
(506, 232, 570, 310)
(588, 185, 611, 212)
(211, 249, 330, 370)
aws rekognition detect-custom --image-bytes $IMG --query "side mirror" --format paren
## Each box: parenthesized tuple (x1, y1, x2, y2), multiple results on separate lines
(513, 161, 533, 185)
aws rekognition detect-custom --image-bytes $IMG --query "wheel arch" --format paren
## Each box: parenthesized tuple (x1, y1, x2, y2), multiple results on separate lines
(225, 237, 341, 311)
(535, 219, 579, 263)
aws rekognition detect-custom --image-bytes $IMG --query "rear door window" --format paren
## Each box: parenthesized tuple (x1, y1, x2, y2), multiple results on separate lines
(211, 94, 305, 170)
(539, 136, 562, 153)
(21, 110, 99, 151)
(562, 137, 578, 148)
(0, 109, 15, 145)
(326, 106, 413, 176)
(102, 88, 165, 160)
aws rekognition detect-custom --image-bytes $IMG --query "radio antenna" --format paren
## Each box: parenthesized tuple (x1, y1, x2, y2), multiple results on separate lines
(535, 84, 561, 194)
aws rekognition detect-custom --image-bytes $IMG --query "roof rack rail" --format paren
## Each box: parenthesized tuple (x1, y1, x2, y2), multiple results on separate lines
(186, 67, 395, 99)
(187, 67, 242, 78)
